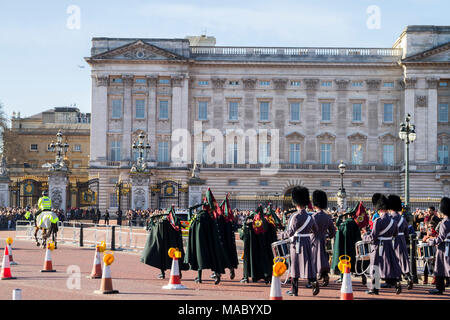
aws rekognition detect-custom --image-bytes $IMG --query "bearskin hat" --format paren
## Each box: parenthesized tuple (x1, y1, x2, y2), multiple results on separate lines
(375, 194, 389, 211)
(291, 186, 310, 208)
(387, 194, 402, 212)
(312, 190, 328, 210)
(372, 193, 382, 206)
(439, 197, 450, 217)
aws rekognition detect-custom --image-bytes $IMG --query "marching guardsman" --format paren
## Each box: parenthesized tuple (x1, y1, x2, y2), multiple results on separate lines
(388, 194, 414, 290)
(310, 190, 336, 287)
(184, 188, 227, 284)
(425, 197, 450, 295)
(283, 186, 320, 296)
(141, 206, 188, 279)
(362, 194, 402, 295)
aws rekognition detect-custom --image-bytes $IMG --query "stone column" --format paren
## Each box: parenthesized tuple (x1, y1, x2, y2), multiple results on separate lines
(366, 79, 382, 163)
(147, 75, 158, 162)
(122, 74, 134, 162)
(48, 172, 68, 211)
(426, 77, 439, 163)
(304, 79, 319, 163)
(171, 75, 188, 166)
(90, 74, 108, 164)
(0, 177, 11, 207)
(130, 173, 150, 210)
(335, 79, 350, 161)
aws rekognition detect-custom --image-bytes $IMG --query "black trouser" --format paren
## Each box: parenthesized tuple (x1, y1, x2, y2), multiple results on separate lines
(435, 276, 446, 292)
(292, 277, 317, 293)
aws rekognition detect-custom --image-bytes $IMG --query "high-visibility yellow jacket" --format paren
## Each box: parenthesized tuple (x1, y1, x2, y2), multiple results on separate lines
(38, 196, 52, 210)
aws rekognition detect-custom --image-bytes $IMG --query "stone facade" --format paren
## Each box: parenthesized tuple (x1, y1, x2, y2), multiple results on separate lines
(86, 26, 450, 211)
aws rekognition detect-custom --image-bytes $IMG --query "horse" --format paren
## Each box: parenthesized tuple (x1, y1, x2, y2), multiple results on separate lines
(33, 212, 58, 249)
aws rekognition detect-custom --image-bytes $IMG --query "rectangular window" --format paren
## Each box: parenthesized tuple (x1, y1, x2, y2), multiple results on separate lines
(259, 142, 271, 164)
(289, 143, 300, 164)
(352, 103, 362, 122)
(320, 143, 331, 164)
(383, 103, 393, 123)
(227, 143, 238, 164)
(383, 144, 394, 165)
(351, 144, 363, 165)
(321, 81, 332, 87)
(158, 142, 169, 163)
(159, 100, 169, 120)
(111, 77, 122, 83)
(229, 102, 238, 121)
(438, 145, 449, 164)
(260, 102, 269, 121)
(383, 82, 394, 87)
(290, 81, 301, 87)
(198, 101, 208, 120)
(321, 103, 331, 121)
(259, 180, 268, 186)
(135, 99, 145, 119)
(110, 141, 121, 161)
(72, 162, 81, 169)
(196, 142, 208, 164)
(73, 144, 81, 152)
(352, 81, 363, 87)
(159, 79, 170, 85)
(321, 180, 331, 187)
(135, 78, 146, 84)
(352, 181, 362, 187)
(439, 82, 448, 87)
(228, 179, 238, 186)
(111, 99, 122, 119)
(384, 181, 392, 188)
(30, 144, 38, 151)
(259, 81, 270, 86)
(290, 102, 300, 121)
(110, 193, 118, 208)
(438, 103, 448, 123)
(229, 81, 239, 85)
(198, 80, 209, 86)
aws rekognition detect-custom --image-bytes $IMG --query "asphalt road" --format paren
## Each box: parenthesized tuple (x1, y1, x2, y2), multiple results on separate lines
(0, 230, 448, 301)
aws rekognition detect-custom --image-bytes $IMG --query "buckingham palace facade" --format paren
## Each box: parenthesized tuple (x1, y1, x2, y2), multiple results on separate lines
(86, 25, 450, 212)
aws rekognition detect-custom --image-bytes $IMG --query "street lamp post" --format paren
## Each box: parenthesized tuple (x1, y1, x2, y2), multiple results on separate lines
(337, 160, 347, 210)
(131, 131, 151, 173)
(399, 113, 416, 207)
(115, 180, 123, 211)
(49, 130, 69, 171)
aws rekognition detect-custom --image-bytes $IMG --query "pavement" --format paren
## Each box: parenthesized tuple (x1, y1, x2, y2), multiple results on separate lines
(0, 230, 448, 300)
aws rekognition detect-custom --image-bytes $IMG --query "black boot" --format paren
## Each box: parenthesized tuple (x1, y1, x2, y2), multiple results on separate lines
(322, 273, 329, 287)
(195, 270, 202, 283)
(286, 277, 298, 296)
(230, 268, 235, 280)
(366, 288, 379, 295)
(210, 272, 216, 279)
(240, 277, 249, 283)
(158, 270, 165, 279)
(264, 275, 271, 285)
(214, 273, 221, 285)
(311, 280, 320, 296)
(361, 274, 367, 286)
(406, 274, 413, 290)
(395, 280, 402, 295)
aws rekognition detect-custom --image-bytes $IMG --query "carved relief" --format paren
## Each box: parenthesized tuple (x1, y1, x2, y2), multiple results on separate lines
(416, 95, 427, 107)
(304, 78, 319, 90)
(95, 75, 109, 87)
(242, 78, 256, 89)
(273, 78, 288, 90)
(211, 77, 226, 89)
(51, 188, 63, 209)
(133, 188, 146, 210)
(334, 79, 350, 90)
(365, 79, 382, 90)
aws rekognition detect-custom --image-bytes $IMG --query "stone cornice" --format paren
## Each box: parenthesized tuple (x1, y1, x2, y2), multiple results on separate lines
(242, 78, 256, 89)
(334, 79, 350, 90)
(365, 79, 382, 91)
(272, 78, 288, 90)
(211, 77, 226, 89)
(304, 78, 319, 90)
(171, 75, 184, 87)
(93, 74, 109, 87)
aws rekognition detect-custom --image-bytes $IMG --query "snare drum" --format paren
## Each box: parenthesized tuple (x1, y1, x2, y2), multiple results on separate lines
(417, 241, 435, 260)
(355, 241, 371, 261)
(271, 239, 291, 258)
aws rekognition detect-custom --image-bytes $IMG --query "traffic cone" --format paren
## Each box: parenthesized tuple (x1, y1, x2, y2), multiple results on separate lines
(1, 246, 16, 280)
(88, 246, 102, 279)
(162, 256, 186, 290)
(40, 245, 56, 272)
(269, 274, 283, 300)
(340, 264, 354, 300)
(94, 253, 118, 294)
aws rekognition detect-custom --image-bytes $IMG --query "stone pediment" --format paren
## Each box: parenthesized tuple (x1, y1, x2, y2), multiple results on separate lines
(402, 42, 450, 64)
(89, 40, 187, 62)
(347, 132, 367, 141)
(285, 130, 305, 139)
(378, 132, 397, 142)
(316, 132, 336, 140)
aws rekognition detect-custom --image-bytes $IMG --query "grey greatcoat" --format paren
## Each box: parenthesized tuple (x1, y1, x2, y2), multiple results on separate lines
(390, 211, 410, 274)
(310, 210, 336, 275)
(363, 212, 402, 279)
(428, 217, 450, 277)
(284, 209, 318, 279)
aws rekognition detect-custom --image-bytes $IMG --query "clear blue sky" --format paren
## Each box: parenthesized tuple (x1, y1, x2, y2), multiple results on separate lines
(0, 0, 448, 121)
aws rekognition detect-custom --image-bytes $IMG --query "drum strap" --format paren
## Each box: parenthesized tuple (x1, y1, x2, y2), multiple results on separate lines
(379, 219, 394, 236)
(378, 219, 393, 256)
(290, 215, 311, 254)
(398, 217, 404, 228)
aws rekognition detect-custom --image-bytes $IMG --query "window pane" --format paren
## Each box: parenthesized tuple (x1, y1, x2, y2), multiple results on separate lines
(320, 143, 331, 164)
(438, 145, 449, 164)
(321, 103, 331, 121)
(383, 145, 394, 165)
(112, 99, 122, 119)
(135, 99, 145, 119)
(229, 102, 238, 120)
(158, 142, 169, 162)
(351, 144, 363, 164)
(290, 103, 300, 121)
(438, 104, 448, 122)
(352, 103, 362, 121)
(260, 102, 269, 121)
(384, 103, 393, 122)
(259, 143, 270, 164)
(289, 143, 300, 164)
(198, 101, 208, 120)
(159, 100, 169, 119)
(110, 141, 121, 161)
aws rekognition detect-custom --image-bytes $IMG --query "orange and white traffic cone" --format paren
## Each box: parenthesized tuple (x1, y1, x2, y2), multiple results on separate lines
(88, 246, 103, 279)
(163, 248, 187, 290)
(5, 238, 17, 266)
(94, 253, 119, 294)
(40, 242, 56, 272)
(269, 274, 283, 300)
(340, 264, 354, 300)
(1, 246, 16, 280)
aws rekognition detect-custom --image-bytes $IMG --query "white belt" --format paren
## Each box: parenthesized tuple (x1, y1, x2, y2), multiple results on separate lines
(298, 233, 313, 237)
(378, 236, 392, 255)
(398, 233, 404, 236)
(378, 237, 392, 241)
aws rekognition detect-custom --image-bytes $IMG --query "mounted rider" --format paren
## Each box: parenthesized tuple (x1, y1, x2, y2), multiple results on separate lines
(36, 191, 59, 228)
